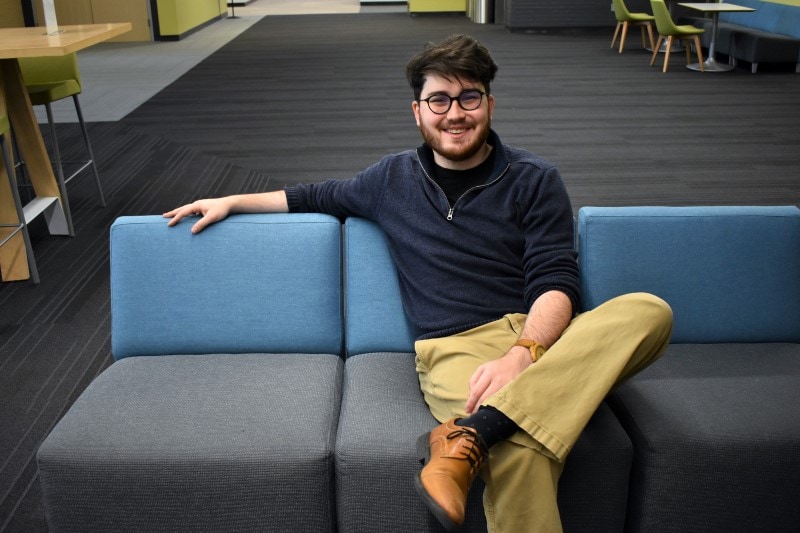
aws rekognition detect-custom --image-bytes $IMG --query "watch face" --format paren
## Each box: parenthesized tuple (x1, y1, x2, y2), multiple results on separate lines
(515, 340, 545, 361)
(529, 343, 546, 362)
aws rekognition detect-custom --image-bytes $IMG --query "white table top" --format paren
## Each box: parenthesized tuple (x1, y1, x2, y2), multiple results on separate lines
(678, 3, 756, 12)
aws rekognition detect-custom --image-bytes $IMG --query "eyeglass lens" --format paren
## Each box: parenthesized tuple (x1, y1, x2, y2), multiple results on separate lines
(425, 91, 484, 114)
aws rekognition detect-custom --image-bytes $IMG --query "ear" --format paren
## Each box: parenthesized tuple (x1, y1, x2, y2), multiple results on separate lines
(487, 94, 495, 118)
(412, 100, 421, 127)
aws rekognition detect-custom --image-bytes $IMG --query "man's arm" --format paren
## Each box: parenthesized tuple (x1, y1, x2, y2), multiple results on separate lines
(163, 191, 289, 234)
(464, 290, 572, 415)
(515, 289, 573, 349)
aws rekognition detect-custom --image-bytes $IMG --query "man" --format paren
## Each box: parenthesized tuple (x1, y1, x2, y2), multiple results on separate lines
(165, 34, 672, 532)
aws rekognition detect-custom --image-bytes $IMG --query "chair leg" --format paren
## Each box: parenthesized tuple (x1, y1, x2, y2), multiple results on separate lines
(1, 132, 39, 284)
(693, 35, 704, 72)
(44, 103, 75, 236)
(651, 36, 664, 66)
(612, 22, 622, 50)
(684, 38, 692, 66)
(645, 22, 655, 51)
(620, 21, 630, 53)
(72, 95, 106, 207)
(663, 36, 674, 72)
(639, 24, 652, 50)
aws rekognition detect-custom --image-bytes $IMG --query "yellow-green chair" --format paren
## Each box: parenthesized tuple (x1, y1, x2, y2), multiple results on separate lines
(19, 53, 105, 237)
(0, 114, 40, 284)
(611, 0, 656, 53)
(650, 0, 705, 72)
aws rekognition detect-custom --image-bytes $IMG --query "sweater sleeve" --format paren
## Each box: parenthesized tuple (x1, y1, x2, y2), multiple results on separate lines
(519, 165, 581, 314)
(284, 158, 391, 220)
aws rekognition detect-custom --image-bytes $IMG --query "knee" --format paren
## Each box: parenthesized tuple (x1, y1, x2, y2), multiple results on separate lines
(609, 292, 673, 333)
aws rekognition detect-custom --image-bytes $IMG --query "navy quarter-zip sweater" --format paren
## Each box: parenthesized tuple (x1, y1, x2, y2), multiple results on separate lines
(285, 130, 580, 340)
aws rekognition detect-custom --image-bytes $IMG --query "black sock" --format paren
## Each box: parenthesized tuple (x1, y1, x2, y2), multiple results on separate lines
(456, 406, 519, 449)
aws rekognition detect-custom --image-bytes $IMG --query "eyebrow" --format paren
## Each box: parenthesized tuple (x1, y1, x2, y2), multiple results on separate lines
(422, 88, 481, 98)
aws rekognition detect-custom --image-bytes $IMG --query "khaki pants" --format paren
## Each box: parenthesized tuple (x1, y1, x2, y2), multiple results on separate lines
(414, 292, 673, 532)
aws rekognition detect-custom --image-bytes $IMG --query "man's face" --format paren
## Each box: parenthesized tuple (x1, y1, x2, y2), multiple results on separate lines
(412, 73, 495, 170)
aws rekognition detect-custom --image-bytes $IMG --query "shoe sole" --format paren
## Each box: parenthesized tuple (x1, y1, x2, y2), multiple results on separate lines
(414, 432, 460, 532)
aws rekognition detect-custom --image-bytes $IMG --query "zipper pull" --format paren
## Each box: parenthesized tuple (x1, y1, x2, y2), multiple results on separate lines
(447, 208, 454, 221)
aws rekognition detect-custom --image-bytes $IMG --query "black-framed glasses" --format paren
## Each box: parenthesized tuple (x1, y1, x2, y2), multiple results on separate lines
(418, 90, 487, 115)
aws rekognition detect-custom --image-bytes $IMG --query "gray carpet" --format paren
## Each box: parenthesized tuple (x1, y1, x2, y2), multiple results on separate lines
(1, 12, 799, 533)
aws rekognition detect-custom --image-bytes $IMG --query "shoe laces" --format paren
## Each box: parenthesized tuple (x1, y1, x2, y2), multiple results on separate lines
(446, 428, 489, 474)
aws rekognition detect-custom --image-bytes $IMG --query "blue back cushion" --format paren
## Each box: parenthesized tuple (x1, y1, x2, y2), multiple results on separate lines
(719, 0, 800, 38)
(110, 214, 343, 359)
(774, 2, 800, 39)
(578, 206, 800, 343)
(719, 0, 762, 26)
(344, 218, 418, 356)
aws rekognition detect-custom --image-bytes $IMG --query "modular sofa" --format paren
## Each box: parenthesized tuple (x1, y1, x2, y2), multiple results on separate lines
(37, 205, 800, 532)
(700, 0, 800, 73)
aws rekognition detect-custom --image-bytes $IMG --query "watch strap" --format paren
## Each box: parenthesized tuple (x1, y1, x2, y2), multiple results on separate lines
(513, 339, 546, 363)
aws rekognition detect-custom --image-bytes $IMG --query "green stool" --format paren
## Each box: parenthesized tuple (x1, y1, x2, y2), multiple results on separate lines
(611, 0, 656, 53)
(19, 53, 105, 236)
(650, 0, 705, 72)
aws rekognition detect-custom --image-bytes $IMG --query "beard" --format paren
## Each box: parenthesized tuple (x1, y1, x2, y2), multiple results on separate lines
(418, 118, 491, 164)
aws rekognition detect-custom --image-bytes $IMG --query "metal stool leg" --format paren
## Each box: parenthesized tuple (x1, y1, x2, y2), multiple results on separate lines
(72, 95, 106, 207)
(10, 125, 33, 204)
(1, 131, 39, 284)
(44, 102, 75, 237)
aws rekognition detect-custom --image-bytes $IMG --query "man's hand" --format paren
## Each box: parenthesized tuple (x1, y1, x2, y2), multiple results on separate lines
(163, 198, 232, 234)
(464, 346, 532, 415)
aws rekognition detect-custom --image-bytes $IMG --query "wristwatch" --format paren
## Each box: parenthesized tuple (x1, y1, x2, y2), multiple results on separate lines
(513, 339, 546, 363)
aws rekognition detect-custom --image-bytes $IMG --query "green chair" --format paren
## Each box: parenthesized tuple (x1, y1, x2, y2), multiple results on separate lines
(19, 53, 105, 237)
(611, 0, 656, 53)
(0, 114, 39, 284)
(650, 0, 705, 72)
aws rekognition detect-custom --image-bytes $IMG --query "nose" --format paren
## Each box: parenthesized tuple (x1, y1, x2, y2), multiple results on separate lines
(446, 99, 467, 120)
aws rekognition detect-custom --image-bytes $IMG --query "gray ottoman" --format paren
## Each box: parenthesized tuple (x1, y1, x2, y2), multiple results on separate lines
(608, 344, 800, 533)
(37, 353, 343, 532)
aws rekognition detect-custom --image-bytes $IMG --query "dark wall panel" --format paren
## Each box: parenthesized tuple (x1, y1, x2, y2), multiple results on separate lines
(504, 0, 616, 28)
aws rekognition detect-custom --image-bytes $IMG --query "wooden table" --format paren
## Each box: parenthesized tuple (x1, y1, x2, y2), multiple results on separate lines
(678, 3, 756, 72)
(0, 23, 130, 281)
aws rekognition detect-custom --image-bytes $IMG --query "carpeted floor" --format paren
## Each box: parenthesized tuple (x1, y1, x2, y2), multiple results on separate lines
(1, 12, 798, 532)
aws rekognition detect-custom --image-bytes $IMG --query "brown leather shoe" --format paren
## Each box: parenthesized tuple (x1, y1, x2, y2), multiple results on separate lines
(414, 419, 488, 531)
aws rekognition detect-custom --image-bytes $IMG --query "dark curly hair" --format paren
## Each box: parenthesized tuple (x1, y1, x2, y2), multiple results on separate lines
(406, 34, 499, 100)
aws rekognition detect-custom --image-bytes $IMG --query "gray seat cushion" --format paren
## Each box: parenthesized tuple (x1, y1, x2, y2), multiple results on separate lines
(607, 343, 800, 533)
(335, 352, 483, 532)
(37, 353, 343, 533)
(336, 352, 632, 532)
(703, 21, 800, 62)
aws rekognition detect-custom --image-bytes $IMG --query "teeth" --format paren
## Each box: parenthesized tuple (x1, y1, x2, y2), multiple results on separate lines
(448, 129, 465, 134)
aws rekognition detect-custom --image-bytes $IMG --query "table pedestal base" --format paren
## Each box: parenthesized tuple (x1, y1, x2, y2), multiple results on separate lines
(687, 57, 735, 72)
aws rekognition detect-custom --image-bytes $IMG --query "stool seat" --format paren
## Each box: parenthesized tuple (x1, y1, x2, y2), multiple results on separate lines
(628, 12, 656, 22)
(26, 80, 82, 106)
(674, 24, 704, 35)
